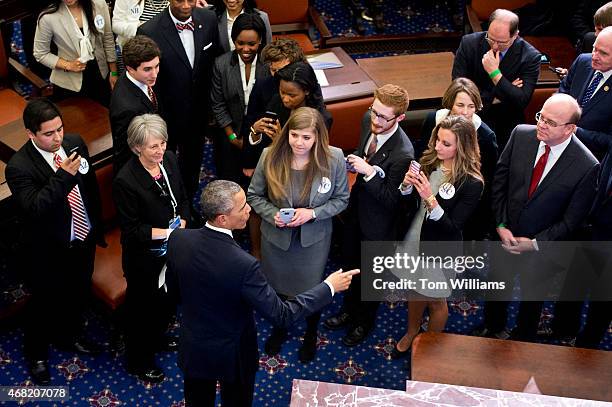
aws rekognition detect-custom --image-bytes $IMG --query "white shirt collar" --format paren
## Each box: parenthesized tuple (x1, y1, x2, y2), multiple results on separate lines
(169, 8, 193, 26)
(126, 71, 149, 96)
(226, 8, 244, 23)
(205, 222, 233, 238)
(31, 139, 65, 171)
(540, 134, 572, 158)
(373, 122, 399, 146)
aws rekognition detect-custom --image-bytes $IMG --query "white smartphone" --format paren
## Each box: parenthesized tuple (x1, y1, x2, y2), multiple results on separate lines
(409, 160, 421, 175)
(279, 208, 295, 223)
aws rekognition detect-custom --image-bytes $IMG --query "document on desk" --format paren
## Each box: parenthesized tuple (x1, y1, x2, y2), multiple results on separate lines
(314, 69, 329, 87)
(307, 52, 344, 70)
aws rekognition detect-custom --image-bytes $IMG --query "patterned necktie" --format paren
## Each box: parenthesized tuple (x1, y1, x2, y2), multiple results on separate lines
(175, 21, 195, 32)
(580, 71, 604, 107)
(54, 153, 90, 241)
(148, 86, 158, 112)
(365, 134, 378, 162)
(528, 145, 551, 199)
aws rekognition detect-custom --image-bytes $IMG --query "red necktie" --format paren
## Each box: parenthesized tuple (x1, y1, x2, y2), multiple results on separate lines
(148, 86, 158, 112)
(54, 153, 90, 241)
(176, 21, 194, 32)
(365, 134, 378, 162)
(528, 145, 551, 199)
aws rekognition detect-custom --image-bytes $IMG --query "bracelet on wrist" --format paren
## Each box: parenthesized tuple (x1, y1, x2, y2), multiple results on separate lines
(489, 68, 501, 79)
(497, 222, 506, 229)
(425, 194, 437, 208)
(110, 71, 118, 77)
(228, 133, 237, 141)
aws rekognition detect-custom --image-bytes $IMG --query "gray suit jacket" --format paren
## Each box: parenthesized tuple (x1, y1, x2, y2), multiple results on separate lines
(217, 8, 273, 53)
(210, 51, 270, 135)
(247, 146, 349, 250)
(33, 0, 116, 92)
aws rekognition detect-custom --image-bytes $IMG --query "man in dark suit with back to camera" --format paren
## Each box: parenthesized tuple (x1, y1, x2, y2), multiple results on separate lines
(452, 8, 541, 148)
(138, 0, 220, 199)
(6, 99, 105, 384)
(109, 35, 161, 174)
(472, 93, 599, 342)
(166, 180, 359, 407)
(324, 84, 415, 347)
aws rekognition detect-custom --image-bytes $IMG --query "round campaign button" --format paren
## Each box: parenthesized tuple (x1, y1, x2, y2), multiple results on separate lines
(79, 157, 90, 174)
(94, 14, 105, 30)
(317, 177, 331, 194)
(438, 182, 455, 199)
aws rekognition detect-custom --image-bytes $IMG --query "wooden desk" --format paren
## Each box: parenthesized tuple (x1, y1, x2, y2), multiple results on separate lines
(0, 97, 112, 163)
(356, 52, 454, 109)
(308, 47, 376, 103)
(411, 332, 612, 402)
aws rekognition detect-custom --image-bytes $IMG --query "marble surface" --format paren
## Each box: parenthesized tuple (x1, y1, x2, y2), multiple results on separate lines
(289, 379, 610, 406)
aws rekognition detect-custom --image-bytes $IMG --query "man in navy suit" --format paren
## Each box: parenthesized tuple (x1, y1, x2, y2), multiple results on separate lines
(552, 27, 612, 345)
(166, 180, 358, 407)
(138, 0, 220, 199)
(324, 84, 415, 346)
(473, 93, 599, 341)
(6, 99, 105, 384)
(109, 35, 161, 174)
(452, 9, 541, 147)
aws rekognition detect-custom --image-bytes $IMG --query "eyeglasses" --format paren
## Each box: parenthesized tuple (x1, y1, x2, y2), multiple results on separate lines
(369, 106, 397, 123)
(484, 32, 513, 47)
(535, 112, 573, 128)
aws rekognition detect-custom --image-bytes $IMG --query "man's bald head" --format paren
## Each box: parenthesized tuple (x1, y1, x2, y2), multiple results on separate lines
(489, 9, 520, 36)
(536, 94, 581, 146)
(592, 26, 612, 71)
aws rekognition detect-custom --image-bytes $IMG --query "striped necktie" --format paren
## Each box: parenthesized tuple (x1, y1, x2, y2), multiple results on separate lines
(54, 153, 90, 241)
(148, 86, 158, 112)
(580, 71, 603, 107)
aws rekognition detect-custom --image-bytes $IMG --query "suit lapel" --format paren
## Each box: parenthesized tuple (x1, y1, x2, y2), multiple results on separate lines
(523, 136, 540, 199)
(529, 138, 578, 201)
(582, 74, 612, 115)
(229, 55, 245, 107)
(25, 141, 55, 179)
(369, 129, 398, 166)
(161, 10, 192, 71)
(192, 12, 205, 74)
(58, 3, 82, 53)
(124, 75, 155, 111)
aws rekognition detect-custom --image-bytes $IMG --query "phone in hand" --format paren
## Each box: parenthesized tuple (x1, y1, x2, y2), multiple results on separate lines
(263, 111, 279, 122)
(409, 160, 421, 176)
(547, 65, 565, 77)
(345, 156, 356, 173)
(279, 208, 295, 223)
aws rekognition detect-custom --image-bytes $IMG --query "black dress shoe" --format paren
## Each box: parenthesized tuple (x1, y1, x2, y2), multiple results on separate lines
(342, 325, 370, 347)
(470, 326, 508, 339)
(127, 365, 165, 383)
(323, 312, 351, 331)
(390, 345, 411, 360)
(298, 335, 317, 363)
(29, 360, 51, 385)
(264, 328, 288, 356)
(57, 337, 102, 355)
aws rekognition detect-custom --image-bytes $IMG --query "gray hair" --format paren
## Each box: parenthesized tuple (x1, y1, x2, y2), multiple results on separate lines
(127, 113, 168, 155)
(200, 180, 243, 221)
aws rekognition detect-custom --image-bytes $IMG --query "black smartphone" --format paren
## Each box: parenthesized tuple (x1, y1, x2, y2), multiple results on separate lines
(547, 66, 565, 76)
(69, 146, 80, 160)
(263, 111, 279, 121)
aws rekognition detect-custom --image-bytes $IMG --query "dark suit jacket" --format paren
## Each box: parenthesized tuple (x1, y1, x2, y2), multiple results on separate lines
(492, 125, 599, 241)
(6, 134, 103, 249)
(137, 7, 220, 146)
(210, 50, 270, 136)
(166, 226, 332, 381)
(452, 32, 541, 114)
(559, 53, 612, 159)
(109, 73, 158, 174)
(348, 112, 415, 241)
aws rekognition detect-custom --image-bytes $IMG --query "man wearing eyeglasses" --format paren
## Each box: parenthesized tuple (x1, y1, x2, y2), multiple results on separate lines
(472, 93, 599, 342)
(452, 8, 541, 148)
(324, 84, 415, 346)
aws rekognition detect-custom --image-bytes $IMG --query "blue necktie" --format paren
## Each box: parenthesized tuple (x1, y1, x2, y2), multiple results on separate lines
(580, 71, 604, 107)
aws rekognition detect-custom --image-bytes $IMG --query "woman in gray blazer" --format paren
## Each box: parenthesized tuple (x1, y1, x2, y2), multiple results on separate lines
(212, 0, 272, 53)
(210, 13, 270, 182)
(247, 107, 349, 362)
(34, 0, 117, 106)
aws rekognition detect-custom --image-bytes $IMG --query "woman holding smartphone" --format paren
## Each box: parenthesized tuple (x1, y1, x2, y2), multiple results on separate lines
(247, 107, 348, 362)
(392, 115, 483, 359)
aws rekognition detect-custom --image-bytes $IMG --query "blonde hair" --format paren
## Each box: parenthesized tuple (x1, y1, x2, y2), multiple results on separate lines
(421, 115, 483, 186)
(264, 107, 331, 203)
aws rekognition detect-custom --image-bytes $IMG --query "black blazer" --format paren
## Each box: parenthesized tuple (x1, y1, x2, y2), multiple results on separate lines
(492, 125, 599, 241)
(109, 73, 159, 174)
(166, 226, 332, 382)
(137, 7, 221, 144)
(452, 32, 541, 113)
(6, 134, 103, 248)
(347, 112, 415, 241)
(113, 151, 190, 250)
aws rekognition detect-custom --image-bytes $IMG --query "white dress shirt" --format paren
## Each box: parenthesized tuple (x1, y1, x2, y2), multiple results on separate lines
(169, 9, 195, 68)
(532, 136, 572, 187)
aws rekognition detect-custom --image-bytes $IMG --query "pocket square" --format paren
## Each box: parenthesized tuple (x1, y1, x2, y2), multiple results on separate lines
(203, 42, 212, 51)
